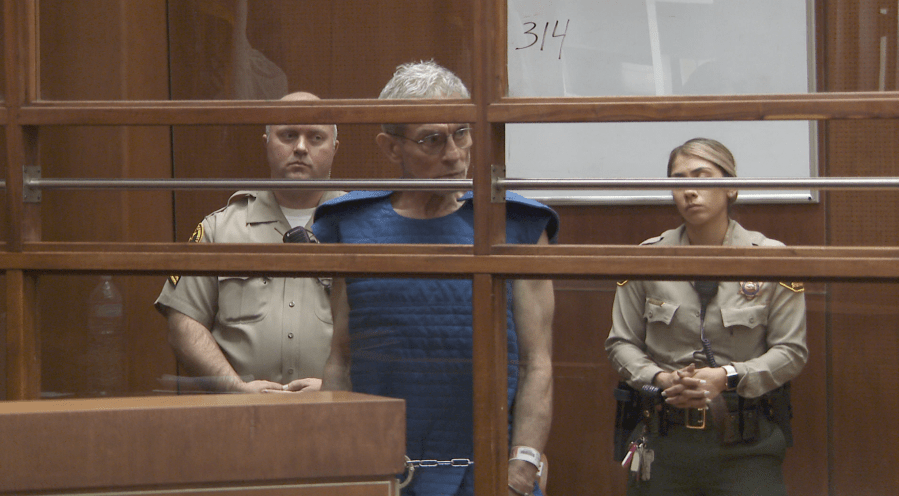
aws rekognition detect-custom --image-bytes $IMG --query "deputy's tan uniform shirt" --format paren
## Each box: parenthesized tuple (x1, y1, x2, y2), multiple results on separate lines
(155, 190, 342, 383)
(605, 220, 808, 398)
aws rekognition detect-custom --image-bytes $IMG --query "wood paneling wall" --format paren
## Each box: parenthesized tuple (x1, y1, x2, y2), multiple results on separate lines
(15, 1, 899, 495)
(824, 1, 899, 491)
(37, 1, 174, 394)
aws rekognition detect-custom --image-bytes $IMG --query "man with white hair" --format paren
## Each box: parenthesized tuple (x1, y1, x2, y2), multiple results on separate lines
(315, 61, 556, 496)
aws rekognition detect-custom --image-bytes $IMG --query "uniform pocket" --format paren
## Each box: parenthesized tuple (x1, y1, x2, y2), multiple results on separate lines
(643, 297, 678, 325)
(217, 276, 270, 324)
(311, 280, 334, 325)
(721, 305, 768, 329)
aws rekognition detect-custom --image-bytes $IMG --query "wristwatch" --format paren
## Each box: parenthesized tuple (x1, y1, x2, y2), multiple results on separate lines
(723, 364, 739, 391)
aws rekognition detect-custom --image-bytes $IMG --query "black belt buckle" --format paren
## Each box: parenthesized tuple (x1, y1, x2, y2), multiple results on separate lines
(685, 407, 707, 429)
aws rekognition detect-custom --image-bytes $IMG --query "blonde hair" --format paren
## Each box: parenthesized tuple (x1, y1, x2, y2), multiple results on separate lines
(668, 137, 738, 204)
(667, 138, 736, 178)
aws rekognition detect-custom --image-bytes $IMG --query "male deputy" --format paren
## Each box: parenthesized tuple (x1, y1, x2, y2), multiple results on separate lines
(155, 92, 341, 393)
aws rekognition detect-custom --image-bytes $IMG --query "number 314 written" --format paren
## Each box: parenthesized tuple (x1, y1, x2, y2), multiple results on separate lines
(515, 19, 569, 60)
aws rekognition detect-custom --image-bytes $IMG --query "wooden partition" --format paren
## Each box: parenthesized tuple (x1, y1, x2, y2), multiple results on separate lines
(3, 1, 899, 496)
(0, 391, 405, 495)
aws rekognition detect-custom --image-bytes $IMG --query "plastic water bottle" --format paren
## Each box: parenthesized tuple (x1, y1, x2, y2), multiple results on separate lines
(86, 275, 126, 395)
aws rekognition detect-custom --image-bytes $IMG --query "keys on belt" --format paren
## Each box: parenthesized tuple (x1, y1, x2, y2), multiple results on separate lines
(622, 437, 654, 482)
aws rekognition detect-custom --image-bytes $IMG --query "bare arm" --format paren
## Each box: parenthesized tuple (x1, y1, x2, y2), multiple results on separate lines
(164, 308, 281, 393)
(508, 231, 554, 495)
(320, 277, 352, 391)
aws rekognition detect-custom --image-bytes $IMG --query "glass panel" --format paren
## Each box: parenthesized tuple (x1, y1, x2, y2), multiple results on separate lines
(170, 122, 383, 239)
(0, 129, 6, 244)
(509, 0, 816, 97)
(509, 0, 899, 96)
(31, 0, 899, 100)
(37, 126, 173, 242)
(0, 5, 6, 100)
(38, 0, 471, 100)
(39, 274, 173, 398)
(36, 123, 384, 242)
(827, 119, 899, 246)
(508, 119, 898, 249)
(167, 1, 471, 100)
(826, 0, 899, 91)
(0, 273, 5, 401)
(28, 274, 899, 493)
(552, 278, 898, 495)
(507, 120, 819, 204)
(33, 117, 899, 249)
(39, 1, 170, 100)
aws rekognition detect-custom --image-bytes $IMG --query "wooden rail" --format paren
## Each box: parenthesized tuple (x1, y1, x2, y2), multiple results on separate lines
(0, 392, 405, 495)
(1, 244, 896, 281)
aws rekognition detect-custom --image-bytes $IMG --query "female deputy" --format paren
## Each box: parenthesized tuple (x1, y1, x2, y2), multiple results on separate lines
(605, 138, 808, 496)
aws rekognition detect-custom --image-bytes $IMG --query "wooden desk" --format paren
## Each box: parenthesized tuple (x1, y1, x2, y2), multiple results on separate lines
(0, 392, 405, 495)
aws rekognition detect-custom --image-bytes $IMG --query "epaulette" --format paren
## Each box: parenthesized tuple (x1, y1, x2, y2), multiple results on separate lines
(640, 236, 664, 246)
(222, 191, 255, 209)
(616, 280, 629, 286)
(778, 282, 805, 293)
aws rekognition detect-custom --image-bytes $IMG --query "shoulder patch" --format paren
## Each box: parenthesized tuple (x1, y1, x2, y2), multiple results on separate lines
(169, 223, 205, 287)
(188, 223, 204, 243)
(640, 236, 663, 245)
(779, 282, 805, 293)
(616, 280, 629, 286)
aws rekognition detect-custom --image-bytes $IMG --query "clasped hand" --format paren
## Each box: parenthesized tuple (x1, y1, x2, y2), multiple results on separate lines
(234, 378, 322, 394)
(654, 364, 726, 409)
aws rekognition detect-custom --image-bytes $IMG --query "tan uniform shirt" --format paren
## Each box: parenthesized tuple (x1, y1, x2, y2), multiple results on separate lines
(605, 220, 808, 398)
(155, 190, 342, 383)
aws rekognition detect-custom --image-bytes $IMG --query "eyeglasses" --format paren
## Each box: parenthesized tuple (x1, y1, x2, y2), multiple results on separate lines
(389, 127, 472, 155)
(282, 226, 332, 294)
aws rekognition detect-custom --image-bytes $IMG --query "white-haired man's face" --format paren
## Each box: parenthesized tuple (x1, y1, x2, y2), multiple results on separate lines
(385, 123, 471, 180)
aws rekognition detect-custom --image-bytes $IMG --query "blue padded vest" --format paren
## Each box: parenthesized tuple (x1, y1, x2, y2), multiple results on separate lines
(314, 191, 557, 496)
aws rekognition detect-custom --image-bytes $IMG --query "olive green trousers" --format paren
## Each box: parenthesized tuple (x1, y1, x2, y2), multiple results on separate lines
(627, 418, 787, 496)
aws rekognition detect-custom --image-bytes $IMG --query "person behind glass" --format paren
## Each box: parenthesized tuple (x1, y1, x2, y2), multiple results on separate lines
(605, 137, 808, 495)
(154, 92, 343, 394)
(313, 61, 558, 496)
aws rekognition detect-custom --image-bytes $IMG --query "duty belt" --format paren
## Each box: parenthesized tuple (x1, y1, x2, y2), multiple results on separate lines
(661, 404, 710, 429)
(657, 393, 769, 444)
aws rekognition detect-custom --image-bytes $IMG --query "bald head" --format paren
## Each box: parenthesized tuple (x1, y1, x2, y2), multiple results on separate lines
(263, 91, 340, 203)
(266, 92, 337, 142)
(281, 91, 320, 102)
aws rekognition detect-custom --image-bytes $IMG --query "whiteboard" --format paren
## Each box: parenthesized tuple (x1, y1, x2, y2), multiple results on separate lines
(506, 0, 817, 204)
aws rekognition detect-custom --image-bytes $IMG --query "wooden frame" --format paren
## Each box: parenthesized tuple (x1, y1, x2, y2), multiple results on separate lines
(0, 392, 405, 495)
(3, 1, 898, 495)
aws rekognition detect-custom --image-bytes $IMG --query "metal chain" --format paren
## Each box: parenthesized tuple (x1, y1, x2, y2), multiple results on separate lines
(407, 458, 474, 468)
(398, 456, 474, 489)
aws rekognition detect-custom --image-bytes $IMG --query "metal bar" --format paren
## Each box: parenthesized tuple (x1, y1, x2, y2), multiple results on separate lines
(21, 178, 471, 191)
(12, 176, 899, 192)
(18, 100, 478, 126)
(497, 177, 899, 190)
